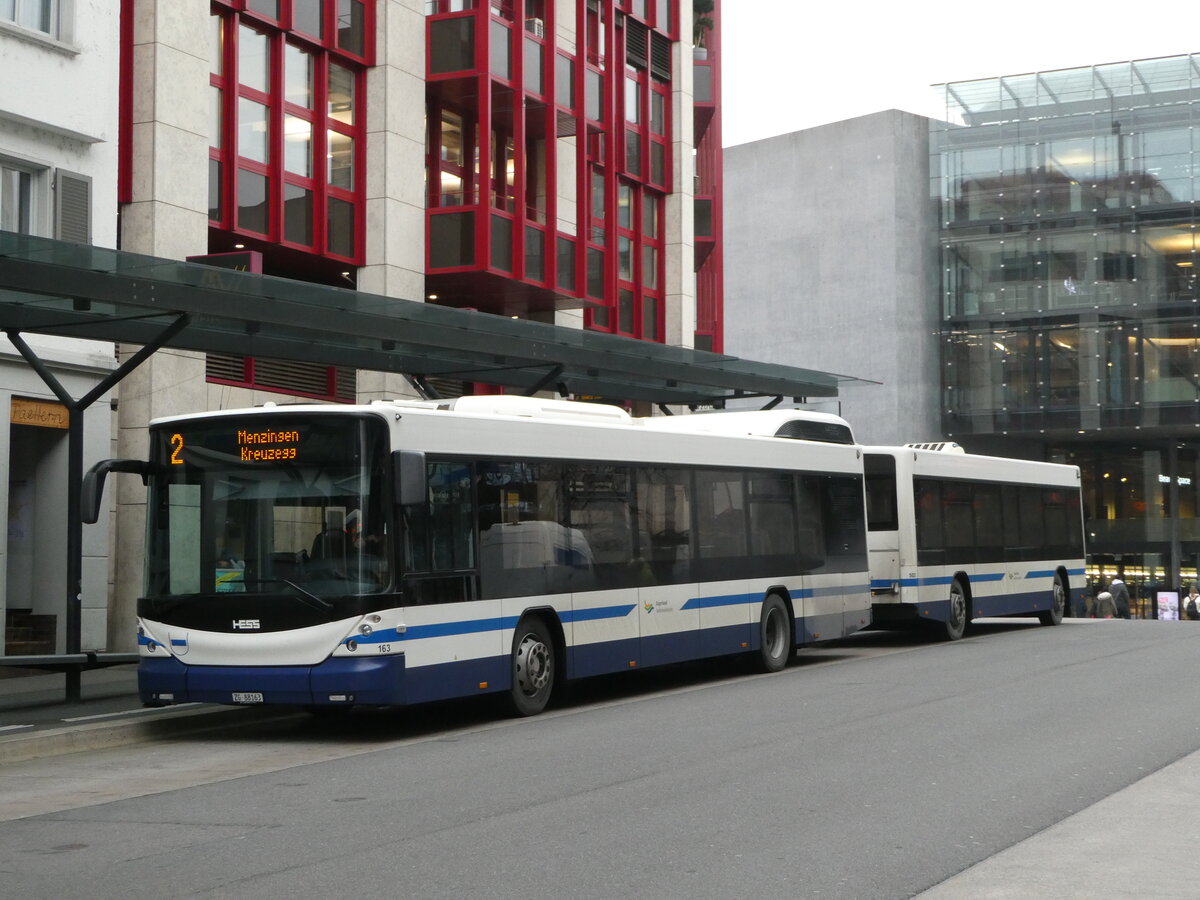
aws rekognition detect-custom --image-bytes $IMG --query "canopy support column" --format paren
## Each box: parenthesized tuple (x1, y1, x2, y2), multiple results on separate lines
(3, 315, 189, 700)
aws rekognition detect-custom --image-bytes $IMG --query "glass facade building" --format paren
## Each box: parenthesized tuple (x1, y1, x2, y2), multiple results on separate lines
(932, 55, 1200, 606)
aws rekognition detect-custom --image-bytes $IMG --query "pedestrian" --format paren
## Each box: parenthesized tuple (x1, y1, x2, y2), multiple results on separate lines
(1109, 577, 1131, 620)
(1186, 584, 1200, 621)
(1094, 590, 1117, 619)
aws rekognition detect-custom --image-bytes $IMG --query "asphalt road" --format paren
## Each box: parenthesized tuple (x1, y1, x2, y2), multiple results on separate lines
(1, 619, 1198, 898)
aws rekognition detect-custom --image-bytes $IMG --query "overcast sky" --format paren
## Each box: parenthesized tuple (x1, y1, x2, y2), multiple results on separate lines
(722, 2, 1199, 147)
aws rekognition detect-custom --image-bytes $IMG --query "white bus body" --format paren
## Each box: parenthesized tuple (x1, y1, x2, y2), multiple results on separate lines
(865, 444, 1086, 639)
(118, 398, 872, 714)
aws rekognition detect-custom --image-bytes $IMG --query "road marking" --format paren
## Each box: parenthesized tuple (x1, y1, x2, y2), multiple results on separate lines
(63, 703, 202, 723)
(0, 724, 33, 733)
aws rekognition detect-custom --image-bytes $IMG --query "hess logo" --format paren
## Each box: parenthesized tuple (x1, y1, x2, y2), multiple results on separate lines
(232, 619, 261, 630)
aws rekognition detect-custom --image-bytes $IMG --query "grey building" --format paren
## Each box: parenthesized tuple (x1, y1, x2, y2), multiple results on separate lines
(724, 110, 938, 446)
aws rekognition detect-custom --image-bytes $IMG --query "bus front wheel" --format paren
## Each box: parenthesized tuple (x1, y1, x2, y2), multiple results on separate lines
(1039, 575, 1066, 627)
(942, 580, 968, 641)
(508, 617, 556, 717)
(756, 594, 792, 673)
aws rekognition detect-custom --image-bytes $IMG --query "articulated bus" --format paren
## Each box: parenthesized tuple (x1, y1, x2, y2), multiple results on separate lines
(864, 442, 1086, 640)
(84, 397, 872, 716)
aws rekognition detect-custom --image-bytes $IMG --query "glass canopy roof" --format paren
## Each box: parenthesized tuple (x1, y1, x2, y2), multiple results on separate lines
(0, 231, 845, 407)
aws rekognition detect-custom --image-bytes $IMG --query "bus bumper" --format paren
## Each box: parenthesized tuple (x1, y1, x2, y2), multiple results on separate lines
(138, 654, 406, 707)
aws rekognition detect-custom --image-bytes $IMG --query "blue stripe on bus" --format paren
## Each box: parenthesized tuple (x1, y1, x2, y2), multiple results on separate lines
(681, 593, 758, 611)
(350, 603, 641, 645)
(562, 604, 639, 623)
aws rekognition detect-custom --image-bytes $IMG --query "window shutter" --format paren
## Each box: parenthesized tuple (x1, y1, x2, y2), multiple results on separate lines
(55, 169, 92, 244)
(626, 19, 648, 69)
(650, 32, 671, 82)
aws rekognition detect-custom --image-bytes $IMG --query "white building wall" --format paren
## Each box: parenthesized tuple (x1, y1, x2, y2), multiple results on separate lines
(0, 0, 120, 248)
(723, 110, 939, 446)
(0, 1, 120, 652)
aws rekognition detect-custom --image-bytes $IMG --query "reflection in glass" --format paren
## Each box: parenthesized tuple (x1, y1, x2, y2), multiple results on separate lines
(619, 289, 634, 333)
(293, 0, 323, 37)
(524, 36, 543, 94)
(284, 183, 313, 245)
(238, 97, 269, 162)
(643, 193, 658, 237)
(643, 244, 657, 289)
(286, 44, 313, 108)
(237, 168, 268, 234)
(329, 64, 355, 125)
(556, 55, 574, 108)
(208, 159, 222, 222)
(238, 24, 269, 92)
(618, 236, 632, 280)
(618, 182, 632, 229)
(328, 195, 354, 257)
(429, 17, 475, 74)
(337, 0, 365, 55)
(210, 12, 224, 74)
(284, 115, 312, 176)
(429, 210, 475, 268)
(626, 129, 641, 175)
(557, 236, 575, 291)
(525, 225, 544, 281)
(210, 86, 223, 148)
(491, 214, 512, 272)
(328, 131, 354, 189)
(490, 20, 511, 79)
(246, 0, 279, 18)
(643, 294, 658, 340)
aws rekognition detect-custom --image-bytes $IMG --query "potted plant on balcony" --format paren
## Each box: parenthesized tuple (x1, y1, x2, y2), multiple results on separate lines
(693, 0, 713, 59)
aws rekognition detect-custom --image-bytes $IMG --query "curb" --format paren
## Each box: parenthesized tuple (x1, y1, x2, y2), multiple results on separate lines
(0, 705, 302, 765)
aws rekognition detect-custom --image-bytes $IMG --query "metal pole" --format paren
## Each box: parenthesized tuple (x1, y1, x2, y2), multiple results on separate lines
(6, 318, 189, 702)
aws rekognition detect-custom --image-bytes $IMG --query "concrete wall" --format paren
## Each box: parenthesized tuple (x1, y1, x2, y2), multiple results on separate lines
(723, 110, 939, 446)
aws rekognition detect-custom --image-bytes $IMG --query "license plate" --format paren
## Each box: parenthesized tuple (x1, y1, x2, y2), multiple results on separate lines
(232, 692, 263, 704)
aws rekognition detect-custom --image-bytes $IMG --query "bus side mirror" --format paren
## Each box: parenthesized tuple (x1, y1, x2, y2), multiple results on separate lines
(393, 450, 427, 507)
(82, 459, 155, 525)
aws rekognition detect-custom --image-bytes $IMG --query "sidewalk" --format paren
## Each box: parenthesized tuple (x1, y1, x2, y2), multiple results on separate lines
(917, 747, 1200, 898)
(0, 664, 292, 764)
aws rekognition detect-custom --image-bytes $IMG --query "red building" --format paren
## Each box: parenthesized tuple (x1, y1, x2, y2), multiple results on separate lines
(119, 0, 723, 398)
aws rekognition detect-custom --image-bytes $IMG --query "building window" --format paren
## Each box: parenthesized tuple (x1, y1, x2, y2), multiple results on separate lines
(1, 0, 56, 36)
(207, 2, 373, 263)
(0, 160, 45, 235)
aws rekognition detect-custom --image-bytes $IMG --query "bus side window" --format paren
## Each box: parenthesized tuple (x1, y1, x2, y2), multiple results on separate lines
(565, 464, 634, 591)
(795, 474, 825, 572)
(914, 478, 943, 566)
(635, 467, 692, 586)
(747, 471, 797, 560)
(694, 469, 748, 580)
(864, 454, 898, 531)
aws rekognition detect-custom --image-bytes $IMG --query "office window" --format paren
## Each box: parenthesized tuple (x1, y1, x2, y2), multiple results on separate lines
(207, 4, 371, 261)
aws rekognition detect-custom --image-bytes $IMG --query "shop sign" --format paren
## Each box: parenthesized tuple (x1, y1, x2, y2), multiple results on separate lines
(10, 397, 69, 429)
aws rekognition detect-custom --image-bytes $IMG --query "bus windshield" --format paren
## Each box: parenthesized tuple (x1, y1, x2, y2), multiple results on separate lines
(143, 414, 391, 600)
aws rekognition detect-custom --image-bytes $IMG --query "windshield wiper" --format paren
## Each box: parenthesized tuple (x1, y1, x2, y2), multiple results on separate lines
(242, 578, 333, 612)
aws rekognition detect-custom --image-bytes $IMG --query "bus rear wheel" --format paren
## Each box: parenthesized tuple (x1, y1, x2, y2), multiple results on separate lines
(1039, 574, 1066, 627)
(942, 579, 968, 641)
(508, 617, 555, 717)
(756, 595, 792, 673)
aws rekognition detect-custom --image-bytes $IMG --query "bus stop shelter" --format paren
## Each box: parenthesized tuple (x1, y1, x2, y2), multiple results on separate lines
(0, 231, 850, 697)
